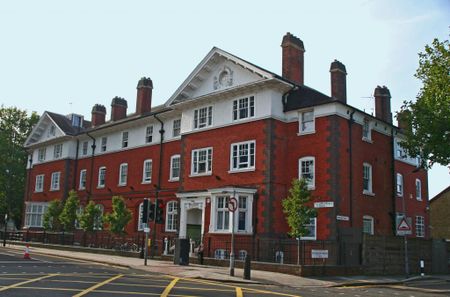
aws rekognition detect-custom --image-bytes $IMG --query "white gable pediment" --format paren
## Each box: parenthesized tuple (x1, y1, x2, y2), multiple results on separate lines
(166, 47, 276, 106)
(24, 112, 66, 147)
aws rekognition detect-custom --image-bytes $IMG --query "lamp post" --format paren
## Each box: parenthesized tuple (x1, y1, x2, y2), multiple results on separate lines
(228, 190, 238, 277)
(3, 214, 7, 247)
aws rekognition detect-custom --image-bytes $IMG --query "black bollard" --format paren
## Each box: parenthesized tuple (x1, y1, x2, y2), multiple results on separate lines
(243, 254, 251, 280)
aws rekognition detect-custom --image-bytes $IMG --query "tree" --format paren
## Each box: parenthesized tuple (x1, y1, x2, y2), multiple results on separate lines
(78, 201, 103, 233)
(43, 200, 63, 231)
(398, 37, 450, 168)
(104, 196, 132, 236)
(0, 106, 39, 227)
(59, 190, 80, 232)
(282, 178, 317, 265)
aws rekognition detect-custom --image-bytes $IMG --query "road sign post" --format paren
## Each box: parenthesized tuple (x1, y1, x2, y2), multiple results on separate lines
(228, 197, 238, 277)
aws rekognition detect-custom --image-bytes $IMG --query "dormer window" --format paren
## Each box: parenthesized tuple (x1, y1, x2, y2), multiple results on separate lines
(299, 110, 314, 134)
(71, 114, 83, 127)
(53, 144, 63, 159)
(122, 131, 129, 148)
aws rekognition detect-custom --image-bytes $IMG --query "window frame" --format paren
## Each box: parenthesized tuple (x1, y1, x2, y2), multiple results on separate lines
(169, 155, 181, 181)
(298, 156, 315, 190)
(300, 217, 317, 240)
(142, 159, 153, 184)
(94, 204, 104, 230)
(191, 147, 213, 176)
(50, 172, 61, 191)
(53, 143, 63, 159)
(101, 137, 107, 152)
(230, 140, 256, 172)
(233, 96, 255, 121)
(172, 119, 181, 137)
(38, 148, 46, 162)
(415, 179, 422, 201)
(165, 201, 178, 232)
(145, 125, 153, 143)
(24, 202, 49, 228)
(363, 215, 374, 235)
(35, 174, 44, 192)
(98, 166, 106, 188)
(362, 118, 372, 141)
(82, 141, 88, 156)
(299, 110, 315, 134)
(396, 173, 403, 197)
(79, 169, 87, 190)
(194, 106, 213, 129)
(416, 216, 425, 238)
(363, 163, 373, 195)
(118, 163, 128, 186)
(137, 202, 145, 231)
(122, 131, 129, 148)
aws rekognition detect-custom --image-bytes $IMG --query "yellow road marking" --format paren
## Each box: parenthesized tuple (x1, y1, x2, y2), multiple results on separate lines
(236, 286, 243, 297)
(161, 277, 179, 297)
(72, 274, 123, 297)
(0, 273, 57, 292)
(11, 286, 80, 292)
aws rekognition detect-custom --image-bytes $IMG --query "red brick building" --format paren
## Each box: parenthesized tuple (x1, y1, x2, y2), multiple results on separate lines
(23, 33, 428, 259)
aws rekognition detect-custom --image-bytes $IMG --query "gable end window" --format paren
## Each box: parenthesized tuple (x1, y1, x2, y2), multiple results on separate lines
(194, 106, 213, 129)
(230, 140, 255, 172)
(82, 141, 88, 155)
(191, 147, 213, 176)
(233, 96, 255, 121)
(299, 157, 315, 189)
(299, 110, 314, 134)
(362, 118, 372, 141)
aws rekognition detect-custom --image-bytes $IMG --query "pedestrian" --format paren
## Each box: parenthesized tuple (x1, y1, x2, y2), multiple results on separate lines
(197, 243, 204, 265)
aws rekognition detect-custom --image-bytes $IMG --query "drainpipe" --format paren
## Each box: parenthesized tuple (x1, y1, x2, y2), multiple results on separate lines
(72, 139, 80, 191)
(390, 128, 397, 235)
(151, 113, 165, 258)
(348, 110, 355, 226)
(86, 132, 96, 202)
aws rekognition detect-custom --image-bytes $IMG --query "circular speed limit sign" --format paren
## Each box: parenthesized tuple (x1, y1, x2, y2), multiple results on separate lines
(228, 197, 238, 212)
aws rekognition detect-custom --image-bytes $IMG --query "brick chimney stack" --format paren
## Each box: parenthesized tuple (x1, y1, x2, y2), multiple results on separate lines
(136, 77, 153, 115)
(281, 32, 305, 85)
(110, 97, 128, 121)
(374, 86, 392, 123)
(91, 104, 106, 127)
(396, 109, 411, 131)
(330, 59, 347, 103)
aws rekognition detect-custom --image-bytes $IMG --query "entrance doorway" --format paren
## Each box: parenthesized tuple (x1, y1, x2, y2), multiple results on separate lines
(186, 208, 202, 244)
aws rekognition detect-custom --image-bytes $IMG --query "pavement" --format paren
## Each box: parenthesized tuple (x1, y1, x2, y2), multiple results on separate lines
(4, 243, 450, 294)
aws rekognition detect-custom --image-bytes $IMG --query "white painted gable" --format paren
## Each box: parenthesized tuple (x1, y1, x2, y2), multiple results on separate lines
(24, 112, 66, 147)
(166, 47, 276, 106)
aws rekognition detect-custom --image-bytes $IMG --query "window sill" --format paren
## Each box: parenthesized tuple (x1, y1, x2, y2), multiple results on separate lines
(209, 230, 253, 235)
(228, 168, 255, 174)
(297, 130, 316, 136)
(141, 181, 152, 185)
(168, 178, 179, 182)
(299, 237, 316, 241)
(363, 190, 375, 197)
(396, 194, 403, 198)
(362, 137, 373, 143)
(49, 189, 60, 192)
(78, 188, 86, 191)
(165, 229, 177, 233)
(307, 186, 316, 191)
(416, 198, 423, 201)
(117, 184, 127, 187)
(97, 186, 105, 189)
(34, 190, 43, 193)
(189, 172, 212, 178)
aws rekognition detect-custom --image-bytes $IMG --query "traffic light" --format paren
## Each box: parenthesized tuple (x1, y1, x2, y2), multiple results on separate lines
(155, 199, 164, 224)
(141, 199, 149, 224)
(149, 202, 155, 222)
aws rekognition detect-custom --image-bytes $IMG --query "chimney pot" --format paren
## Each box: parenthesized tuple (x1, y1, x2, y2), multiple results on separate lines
(330, 59, 347, 103)
(91, 104, 106, 127)
(111, 96, 127, 121)
(281, 32, 305, 85)
(136, 77, 153, 114)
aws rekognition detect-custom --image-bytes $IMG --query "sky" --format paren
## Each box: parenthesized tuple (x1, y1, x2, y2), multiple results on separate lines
(0, 0, 449, 198)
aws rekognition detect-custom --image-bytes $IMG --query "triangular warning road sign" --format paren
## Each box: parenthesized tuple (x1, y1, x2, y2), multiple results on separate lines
(398, 218, 411, 231)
